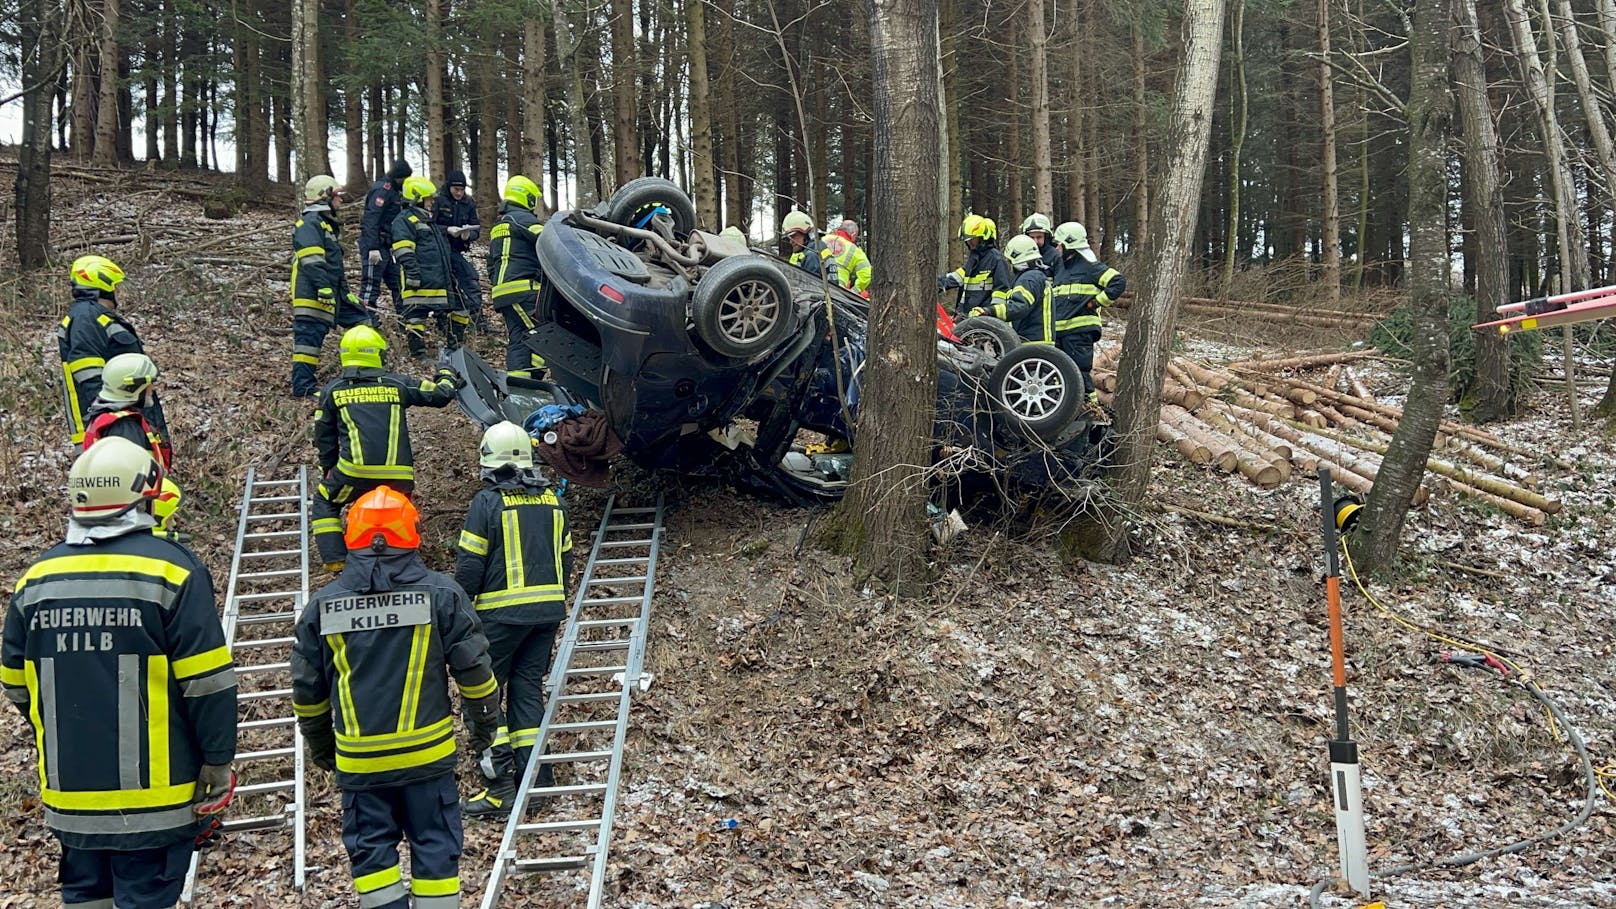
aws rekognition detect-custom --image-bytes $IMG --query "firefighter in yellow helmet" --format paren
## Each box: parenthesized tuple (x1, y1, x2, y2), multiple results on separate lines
(939, 215, 1011, 317)
(4, 437, 237, 908)
(308, 325, 461, 569)
(486, 175, 548, 378)
(392, 176, 470, 358)
(59, 254, 167, 444)
(292, 485, 498, 909)
(780, 211, 839, 283)
(292, 174, 371, 397)
(152, 478, 184, 541)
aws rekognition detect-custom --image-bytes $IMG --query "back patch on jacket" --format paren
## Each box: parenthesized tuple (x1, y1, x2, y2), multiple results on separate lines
(320, 590, 431, 635)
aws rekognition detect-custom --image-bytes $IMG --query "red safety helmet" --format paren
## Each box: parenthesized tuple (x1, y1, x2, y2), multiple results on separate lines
(344, 486, 421, 550)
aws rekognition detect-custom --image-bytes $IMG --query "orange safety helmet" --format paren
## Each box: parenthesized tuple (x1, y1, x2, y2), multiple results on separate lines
(343, 485, 421, 551)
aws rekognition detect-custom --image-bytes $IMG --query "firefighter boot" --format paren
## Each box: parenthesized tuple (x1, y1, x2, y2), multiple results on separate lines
(464, 769, 518, 819)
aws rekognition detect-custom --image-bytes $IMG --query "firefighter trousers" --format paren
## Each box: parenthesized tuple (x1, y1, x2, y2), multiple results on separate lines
(402, 304, 469, 359)
(359, 245, 403, 316)
(293, 306, 373, 397)
(59, 836, 194, 908)
(482, 619, 559, 782)
(447, 250, 487, 327)
(494, 294, 547, 377)
(311, 471, 416, 564)
(1058, 328, 1101, 397)
(340, 774, 463, 909)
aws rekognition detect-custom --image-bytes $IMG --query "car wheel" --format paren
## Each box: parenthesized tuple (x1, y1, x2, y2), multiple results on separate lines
(987, 343, 1083, 441)
(952, 316, 1021, 359)
(604, 177, 698, 236)
(691, 256, 796, 359)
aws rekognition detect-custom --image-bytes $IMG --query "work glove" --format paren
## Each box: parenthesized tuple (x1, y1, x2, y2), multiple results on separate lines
(938, 273, 962, 291)
(436, 366, 465, 390)
(318, 288, 335, 303)
(463, 693, 500, 755)
(967, 307, 987, 320)
(299, 718, 337, 771)
(193, 763, 236, 816)
(367, 249, 383, 267)
(346, 291, 360, 306)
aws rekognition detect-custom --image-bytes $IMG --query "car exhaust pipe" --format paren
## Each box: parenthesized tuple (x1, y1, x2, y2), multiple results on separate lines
(567, 210, 708, 267)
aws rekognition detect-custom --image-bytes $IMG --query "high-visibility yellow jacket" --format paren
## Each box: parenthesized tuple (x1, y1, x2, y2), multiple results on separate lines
(1050, 252, 1126, 334)
(988, 267, 1053, 343)
(390, 204, 455, 307)
(822, 233, 871, 294)
(454, 474, 573, 625)
(486, 204, 545, 306)
(291, 207, 352, 324)
(943, 244, 1012, 313)
(58, 289, 150, 443)
(311, 367, 456, 483)
(3, 528, 237, 850)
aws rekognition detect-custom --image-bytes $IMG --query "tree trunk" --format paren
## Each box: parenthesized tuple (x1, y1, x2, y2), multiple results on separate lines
(685, 0, 718, 225)
(424, 0, 446, 178)
(1078, 0, 1225, 562)
(1068, 31, 1085, 224)
(291, 0, 328, 181)
(342, 0, 363, 186)
(160, 0, 176, 162)
(367, 81, 383, 178)
(556, 3, 600, 205)
(70, 0, 96, 159)
(476, 49, 501, 217)
(1220, 0, 1246, 299)
(830, 0, 941, 595)
(943, 0, 963, 243)
(1600, 0, 1616, 93)
(16, 0, 61, 268)
(1453, 0, 1512, 422)
(1351, 0, 1453, 574)
(1132, 25, 1150, 249)
(524, 15, 549, 177)
(92, 0, 120, 165)
(1504, 0, 1588, 425)
(1029, 0, 1053, 214)
(1317, 0, 1341, 303)
(611, 0, 640, 186)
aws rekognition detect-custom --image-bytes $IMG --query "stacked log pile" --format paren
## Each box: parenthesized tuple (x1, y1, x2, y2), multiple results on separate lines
(1108, 293, 1386, 330)
(1091, 347, 1557, 525)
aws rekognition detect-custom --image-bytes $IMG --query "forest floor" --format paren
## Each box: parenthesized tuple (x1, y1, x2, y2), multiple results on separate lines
(0, 164, 1612, 908)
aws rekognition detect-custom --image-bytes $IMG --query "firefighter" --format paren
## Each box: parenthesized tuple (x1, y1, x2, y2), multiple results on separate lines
(309, 325, 460, 570)
(59, 254, 164, 444)
(292, 486, 500, 909)
(939, 215, 1011, 317)
(1019, 212, 1061, 272)
(82, 352, 174, 472)
(292, 174, 370, 397)
(486, 175, 548, 379)
(153, 478, 184, 542)
(3, 437, 237, 909)
(456, 422, 573, 818)
(781, 211, 838, 283)
(823, 219, 872, 297)
(360, 159, 414, 316)
(393, 175, 469, 358)
(432, 170, 487, 331)
(970, 234, 1052, 344)
(1050, 221, 1126, 415)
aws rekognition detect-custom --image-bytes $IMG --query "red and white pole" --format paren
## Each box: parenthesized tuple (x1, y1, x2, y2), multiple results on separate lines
(1320, 469, 1370, 898)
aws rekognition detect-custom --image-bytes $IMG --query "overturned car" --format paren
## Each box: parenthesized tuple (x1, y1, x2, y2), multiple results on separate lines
(449, 177, 1111, 504)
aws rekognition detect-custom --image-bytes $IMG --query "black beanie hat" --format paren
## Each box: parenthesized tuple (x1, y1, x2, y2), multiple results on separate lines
(387, 159, 413, 181)
(447, 170, 467, 187)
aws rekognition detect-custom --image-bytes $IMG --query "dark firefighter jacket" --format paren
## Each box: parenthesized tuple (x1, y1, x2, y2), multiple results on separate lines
(360, 177, 405, 252)
(291, 207, 352, 324)
(59, 289, 147, 443)
(2, 527, 237, 850)
(988, 267, 1053, 343)
(312, 367, 457, 483)
(454, 473, 574, 626)
(788, 238, 840, 284)
(1050, 253, 1126, 335)
(431, 189, 481, 253)
(391, 205, 455, 307)
(946, 244, 1013, 313)
(1038, 242, 1062, 273)
(486, 204, 545, 307)
(291, 548, 496, 789)
(84, 401, 174, 473)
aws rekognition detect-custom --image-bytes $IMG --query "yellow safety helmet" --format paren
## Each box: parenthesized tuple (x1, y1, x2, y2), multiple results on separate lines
(339, 324, 388, 369)
(503, 175, 543, 210)
(67, 436, 163, 523)
(960, 215, 997, 242)
(152, 478, 182, 534)
(402, 176, 437, 204)
(1053, 221, 1089, 251)
(1004, 234, 1042, 268)
(100, 352, 160, 403)
(479, 421, 535, 470)
(781, 211, 814, 236)
(71, 255, 126, 294)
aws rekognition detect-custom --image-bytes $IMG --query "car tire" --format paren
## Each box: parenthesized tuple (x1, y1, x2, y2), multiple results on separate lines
(952, 316, 1021, 359)
(604, 177, 698, 236)
(691, 256, 796, 359)
(987, 343, 1083, 442)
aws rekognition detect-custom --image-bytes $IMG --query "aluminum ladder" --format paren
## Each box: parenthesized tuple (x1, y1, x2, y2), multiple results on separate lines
(181, 467, 310, 903)
(481, 494, 666, 908)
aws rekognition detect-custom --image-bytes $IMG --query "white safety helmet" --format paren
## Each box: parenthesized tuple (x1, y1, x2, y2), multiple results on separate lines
(68, 436, 163, 522)
(99, 353, 160, 404)
(1054, 221, 1090, 251)
(1020, 213, 1053, 235)
(1004, 234, 1043, 268)
(479, 421, 535, 470)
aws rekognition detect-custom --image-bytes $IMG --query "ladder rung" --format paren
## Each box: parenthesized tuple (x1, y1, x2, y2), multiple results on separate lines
(547, 720, 618, 733)
(601, 523, 656, 532)
(581, 596, 643, 606)
(241, 549, 302, 559)
(590, 557, 645, 566)
(220, 814, 292, 832)
(587, 575, 647, 585)
(244, 530, 302, 540)
(517, 817, 603, 834)
(234, 636, 295, 649)
(528, 783, 609, 798)
(236, 612, 296, 626)
(538, 750, 613, 764)
(555, 692, 621, 705)
(251, 479, 301, 487)
(563, 666, 626, 678)
(238, 688, 292, 702)
(574, 618, 637, 629)
(597, 540, 653, 548)
(249, 494, 303, 504)
(238, 568, 302, 580)
(244, 512, 301, 523)
(234, 780, 295, 797)
(239, 717, 295, 731)
(571, 640, 630, 653)
(236, 746, 296, 762)
(237, 662, 290, 674)
(513, 854, 594, 872)
(234, 591, 298, 603)
(608, 506, 657, 514)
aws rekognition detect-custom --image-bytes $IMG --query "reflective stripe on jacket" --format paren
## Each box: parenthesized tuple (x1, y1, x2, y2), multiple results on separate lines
(391, 206, 455, 304)
(291, 208, 350, 324)
(788, 238, 840, 284)
(311, 368, 456, 482)
(58, 290, 144, 443)
(487, 205, 545, 304)
(291, 549, 495, 789)
(947, 244, 1012, 312)
(822, 234, 872, 293)
(990, 267, 1053, 343)
(1050, 254, 1126, 333)
(2, 530, 236, 850)
(454, 476, 573, 625)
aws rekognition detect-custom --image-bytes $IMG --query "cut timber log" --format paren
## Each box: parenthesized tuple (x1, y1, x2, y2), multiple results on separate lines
(1225, 348, 1382, 371)
(1243, 411, 1429, 505)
